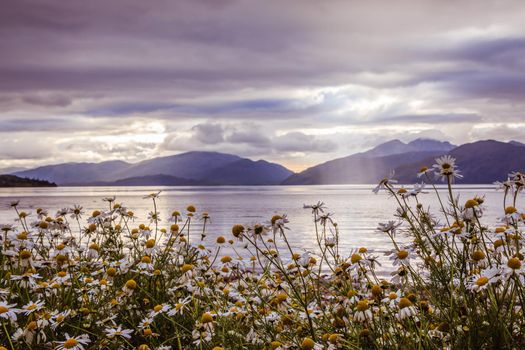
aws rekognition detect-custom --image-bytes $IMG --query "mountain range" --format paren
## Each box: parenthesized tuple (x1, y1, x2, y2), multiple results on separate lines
(11, 151, 293, 186)
(5, 139, 525, 186)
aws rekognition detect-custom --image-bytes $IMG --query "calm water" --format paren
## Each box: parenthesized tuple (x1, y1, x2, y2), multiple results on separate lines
(0, 185, 508, 270)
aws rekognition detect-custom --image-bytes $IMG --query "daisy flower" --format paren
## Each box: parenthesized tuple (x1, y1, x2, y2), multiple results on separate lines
(55, 333, 90, 350)
(143, 191, 161, 199)
(21, 300, 44, 315)
(105, 325, 133, 339)
(167, 296, 191, 316)
(396, 298, 418, 320)
(0, 301, 20, 321)
(354, 300, 373, 322)
(373, 171, 398, 194)
(433, 155, 462, 182)
(417, 166, 433, 178)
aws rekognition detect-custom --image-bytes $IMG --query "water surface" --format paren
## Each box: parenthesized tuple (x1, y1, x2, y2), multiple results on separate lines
(0, 185, 508, 269)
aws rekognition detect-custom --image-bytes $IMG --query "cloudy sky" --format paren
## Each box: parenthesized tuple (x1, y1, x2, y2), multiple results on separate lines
(1, 0, 525, 172)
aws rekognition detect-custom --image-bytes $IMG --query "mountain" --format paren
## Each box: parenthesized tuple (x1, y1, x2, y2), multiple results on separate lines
(360, 138, 455, 157)
(509, 140, 525, 147)
(13, 160, 130, 184)
(0, 175, 56, 187)
(283, 138, 454, 185)
(80, 174, 208, 186)
(13, 151, 293, 186)
(202, 159, 293, 185)
(111, 151, 243, 181)
(282, 139, 524, 185)
(393, 140, 525, 183)
(282, 150, 443, 185)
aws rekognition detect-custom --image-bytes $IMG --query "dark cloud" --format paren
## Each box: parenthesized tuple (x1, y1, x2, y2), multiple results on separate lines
(375, 113, 482, 125)
(274, 132, 337, 153)
(191, 123, 225, 144)
(227, 130, 271, 147)
(21, 93, 72, 107)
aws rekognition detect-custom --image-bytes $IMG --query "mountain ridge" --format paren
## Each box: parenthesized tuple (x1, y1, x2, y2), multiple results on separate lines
(13, 151, 293, 186)
(10, 139, 525, 186)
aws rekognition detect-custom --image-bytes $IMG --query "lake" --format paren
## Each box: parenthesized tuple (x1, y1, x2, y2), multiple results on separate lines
(0, 185, 509, 271)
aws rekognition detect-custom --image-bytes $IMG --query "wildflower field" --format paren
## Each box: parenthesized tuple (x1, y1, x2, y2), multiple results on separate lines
(1, 156, 525, 349)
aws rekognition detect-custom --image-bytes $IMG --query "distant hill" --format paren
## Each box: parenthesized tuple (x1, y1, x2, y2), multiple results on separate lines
(201, 159, 293, 185)
(283, 138, 455, 185)
(282, 150, 443, 185)
(509, 140, 525, 147)
(359, 138, 455, 157)
(13, 151, 293, 186)
(393, 140, 525, 183)
(79, 174, 208, 186)
(0, 174, 56, 187)
(11, 139, 525, 186)
(13, 160, 130, 184)
(282, 139, 523, 185)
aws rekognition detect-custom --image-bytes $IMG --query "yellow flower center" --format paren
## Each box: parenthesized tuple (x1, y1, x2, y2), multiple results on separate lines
(17, 232, 28, 240)
(475, 276, 489, 286)
(398, 297, 412, 309)
(356, 300, 369, 311)
(19, 250, 32, 259)
(464, 199, 478, 209)
(508, 257, 522, 270)
(201, 312, 214, 323)
(397, 250, 409, 260)
(145, 239, 155, 248)
(271, 341, 282, 349)
(181, 264, 193, 273)
(351, 253, 362, 264)
(471, 250, 485, 261)
(271, 215, 282, 225)
(125, 279, 137, 290)
(301, 338, 315, 350)
(231, 224, 245, 237)
(505, 206, 517, 215)
(0, 306, 8, 314)
(64, 339, 78, 348)
(371, 285, 382, 296)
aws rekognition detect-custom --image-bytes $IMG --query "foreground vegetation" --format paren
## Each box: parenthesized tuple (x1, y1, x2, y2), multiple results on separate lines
(0, 156, 524, 349)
